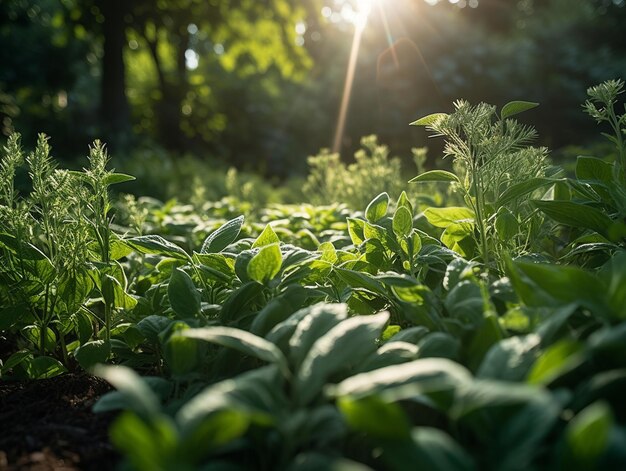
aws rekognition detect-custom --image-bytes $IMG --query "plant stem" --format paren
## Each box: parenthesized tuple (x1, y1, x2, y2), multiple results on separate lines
(472, 164, 491, 269)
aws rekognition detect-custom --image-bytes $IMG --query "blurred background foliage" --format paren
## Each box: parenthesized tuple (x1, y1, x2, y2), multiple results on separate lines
(1, 0, 626, 198)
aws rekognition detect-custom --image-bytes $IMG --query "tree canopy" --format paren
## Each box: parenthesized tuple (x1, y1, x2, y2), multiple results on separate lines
(1, 0, 625, 173)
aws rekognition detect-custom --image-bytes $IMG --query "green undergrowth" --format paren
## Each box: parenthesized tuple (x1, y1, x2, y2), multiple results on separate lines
(1, 80, 626, 470)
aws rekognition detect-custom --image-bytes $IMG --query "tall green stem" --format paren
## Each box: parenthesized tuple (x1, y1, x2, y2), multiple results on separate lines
(472, 163, 491, 269)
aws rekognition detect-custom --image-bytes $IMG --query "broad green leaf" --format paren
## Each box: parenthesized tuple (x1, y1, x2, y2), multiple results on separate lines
(532, 200, 613, 236)
(424, 207, 474, 229)
(176, 366, 281, 454)
(382, 428, 476, 471)
(392, 206, 413, 237)
(220, 281, 264, 323)
(103, 173, 136, 185)
(247, 243, 282, 284)
(576, 156, 613, 183)
(180, 410, 252, 464)
(409, 170, 460, 184)
(358, 341, 419, 372)
(477, 334, 541, 381)
(418, 333, 460, 361)
(102, 274, 138, 310)
(201, 215, 244, 253)
(335, 268, 387, 297)
(25, 356, 67, 379)
(441, 222, 475, 257)
(465, 314, 504, 371)
(365, 192, 389, 223)
(0, 233, 49, 260)
(388, 326, 430, 344)
(514, 260, 608, 314)
(296, 312, 389, 405)
(126, 235, 189, 260)
(23, 326, 57, 353)
(94, 364, 161, 417)
(451, 379, 547, 420)
(347, 217, 366, 246)
(1, 350, 32, 373)
(74, 340, 111, 370)
(168, 267, 201, 318)
(338, 395, 411, 440)
(376, 272, 420, 288)
(328, 358, 471, 400)
(289, 303, 348, 369)
(193, 252, 235, 284)
(564, 402, 613, 469)
(234, 248, 257, 283)
(495, 207, 519, 240)
(498, 177, 556, 207)
(318, 242, 338, 264)
(410, 113, 448, 126)
(527, 339, 585, 385)
(136, 316, 173, 344)
(491, 393, 561, 471)
(250, 285, 308, 336)
(252, 224, 279, 248)
(110, 237, 133, 260)
(501, 101, 539, 119)
(287, 453, 374, 471)
(182, 326, 289, 376)
(164, 329, 199, 376)
(444, 281, 483, 324)
(109, 412, 178, 471)
(396, 191, 413, 214)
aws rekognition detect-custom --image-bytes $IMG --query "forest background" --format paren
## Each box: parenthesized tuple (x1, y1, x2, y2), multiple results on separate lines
(2, 0, 626, 191)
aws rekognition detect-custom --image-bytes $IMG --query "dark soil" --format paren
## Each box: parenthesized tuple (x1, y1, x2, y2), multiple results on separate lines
(0, 373, 119, 470)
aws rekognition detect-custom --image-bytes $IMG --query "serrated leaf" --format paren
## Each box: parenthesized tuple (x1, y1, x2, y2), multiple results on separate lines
(201, 215, 244, 253)
(365, 192, 389, 223)
(501, 101, 539, 119)
(409, 170, 460, 184)
(247, 243, 282, 284)
(410, 113, 448, 126)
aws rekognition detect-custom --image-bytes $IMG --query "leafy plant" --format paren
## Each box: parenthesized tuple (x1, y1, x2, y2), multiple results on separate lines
(304, 135, 417, 210)
(410, 100, 549, 271)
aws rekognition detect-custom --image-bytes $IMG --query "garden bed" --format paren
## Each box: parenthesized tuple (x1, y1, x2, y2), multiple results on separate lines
(0, 373, 118, 470)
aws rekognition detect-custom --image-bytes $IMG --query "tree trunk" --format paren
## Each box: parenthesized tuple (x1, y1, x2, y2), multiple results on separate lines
(99, 0, 130, 149)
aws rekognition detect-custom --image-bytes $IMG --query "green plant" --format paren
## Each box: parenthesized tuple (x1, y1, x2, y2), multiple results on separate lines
(530, 80, 626, 262)
(304, 135, 417, 210)
(0, 133, 135, 377)
(410, 100, 549, 271)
